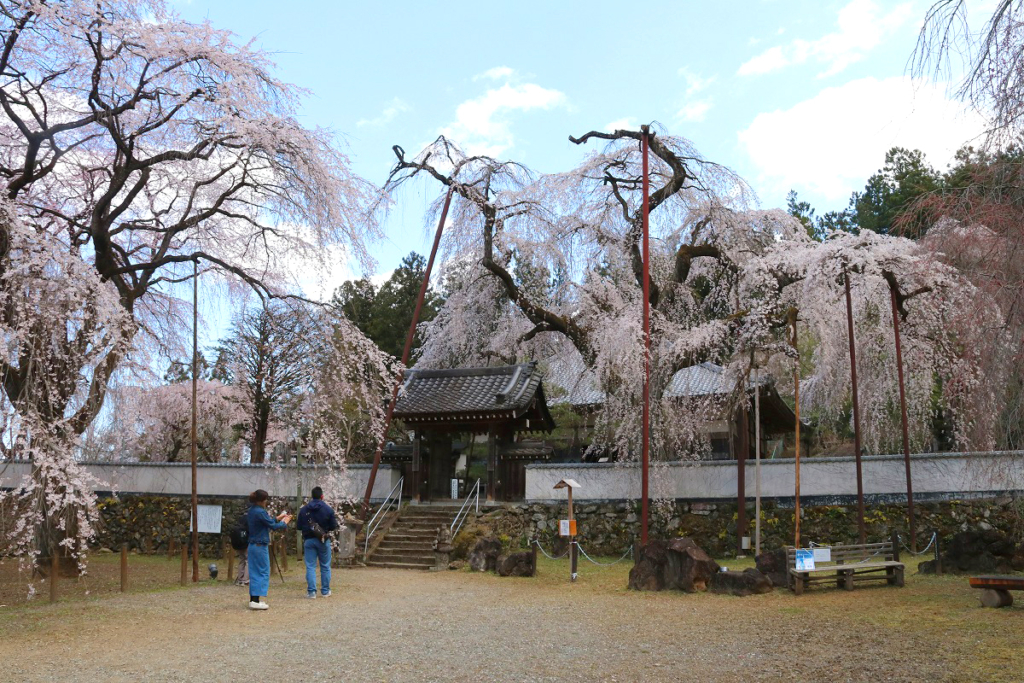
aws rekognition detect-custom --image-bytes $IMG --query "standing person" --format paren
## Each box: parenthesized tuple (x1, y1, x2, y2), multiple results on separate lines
(229, 509, 249, 587)
(297, 486, 338, 599)
(246, 489, 291, 610)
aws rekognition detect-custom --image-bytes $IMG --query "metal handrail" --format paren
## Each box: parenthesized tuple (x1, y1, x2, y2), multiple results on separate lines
(450, 478, 481, 538)
(364, 476, 403, 557)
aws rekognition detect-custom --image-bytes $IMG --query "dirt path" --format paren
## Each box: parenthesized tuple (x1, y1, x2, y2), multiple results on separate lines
(0, 563, 1015, 682)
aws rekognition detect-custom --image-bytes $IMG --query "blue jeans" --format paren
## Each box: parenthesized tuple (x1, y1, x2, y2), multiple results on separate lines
(303, 538, 331, 595)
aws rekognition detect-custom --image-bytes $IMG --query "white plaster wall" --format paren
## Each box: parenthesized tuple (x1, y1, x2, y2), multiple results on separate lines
(0, 462, 401, 501)
(525, 452, 1024, 502)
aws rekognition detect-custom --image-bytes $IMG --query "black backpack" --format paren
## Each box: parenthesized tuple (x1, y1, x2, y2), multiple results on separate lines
(229, 512, 248, 550)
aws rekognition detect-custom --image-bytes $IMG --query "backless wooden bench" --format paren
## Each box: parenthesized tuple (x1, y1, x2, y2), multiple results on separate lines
(969, 575, 1024, 608)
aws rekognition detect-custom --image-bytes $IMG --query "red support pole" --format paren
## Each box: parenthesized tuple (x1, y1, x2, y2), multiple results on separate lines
(361, 187, 455, 519)
(641, 125, 651, 547)
(844, 269, 867, 544)
(792, 311, 801, 550)
(889, 284, 917, 552)
(191, 260, 199, 583)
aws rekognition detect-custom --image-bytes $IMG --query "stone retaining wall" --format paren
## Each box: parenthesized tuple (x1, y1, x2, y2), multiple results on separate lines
(493, 496, 1024, 559)
(93, 494, 366, 558)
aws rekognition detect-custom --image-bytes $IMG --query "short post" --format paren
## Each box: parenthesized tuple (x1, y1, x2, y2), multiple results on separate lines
(49, 549, 59, 604)
(269, 540, 276, 577)
(120, 544, 128, 593)
(554, 478, 581, 582)
(227, 547, 234, 582)
(180, 545, 188, 586)
(934, 531, 943, 575)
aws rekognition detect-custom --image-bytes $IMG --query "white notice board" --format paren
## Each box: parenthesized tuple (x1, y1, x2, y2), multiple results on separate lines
(190, 504, 223, 534)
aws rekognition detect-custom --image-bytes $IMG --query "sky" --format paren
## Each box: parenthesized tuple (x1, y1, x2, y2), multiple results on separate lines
(171, 0, 986, 299)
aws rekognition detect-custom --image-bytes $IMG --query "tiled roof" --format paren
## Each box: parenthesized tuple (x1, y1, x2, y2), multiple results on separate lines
(544, 354, 766, 407)
(664, 362, 765, 398)
(394, 362, 545, 419)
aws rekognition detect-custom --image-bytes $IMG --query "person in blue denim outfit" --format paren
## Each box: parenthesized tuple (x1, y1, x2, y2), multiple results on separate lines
(246, 489, 291, 610)
(296, 486, 338, 598)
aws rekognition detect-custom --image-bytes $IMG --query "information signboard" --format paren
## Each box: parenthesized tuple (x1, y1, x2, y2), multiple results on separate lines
(190, 504, 223, 534)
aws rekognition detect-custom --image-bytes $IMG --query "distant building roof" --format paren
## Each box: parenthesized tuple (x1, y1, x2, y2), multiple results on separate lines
(542, 355, 797, 433)
(543, 357, 763, 407)
(394, 362, 554, 432)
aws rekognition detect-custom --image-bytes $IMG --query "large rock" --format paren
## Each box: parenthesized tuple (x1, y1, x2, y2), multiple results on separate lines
(755, 548, 789, 588)
(709, 568, 773, 596)
(468, 537, 503, 572)
(919, 528, 1022, 575)
(497, 550, 536, 577)
(628, 538, 720, 592)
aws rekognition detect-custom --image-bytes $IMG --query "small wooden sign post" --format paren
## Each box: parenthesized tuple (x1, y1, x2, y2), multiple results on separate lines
(554, 479, 581, 582)
(120, 544, 128, 593)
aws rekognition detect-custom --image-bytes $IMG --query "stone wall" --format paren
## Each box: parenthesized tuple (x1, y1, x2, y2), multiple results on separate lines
(93, 494, 366, 557)
(492, 496, 1024, 559)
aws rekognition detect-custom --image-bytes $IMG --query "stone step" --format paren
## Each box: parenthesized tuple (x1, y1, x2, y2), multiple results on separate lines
(376, 539, 431, 549)
(370, 548, 434, 557)
(366, 560, 432, 570)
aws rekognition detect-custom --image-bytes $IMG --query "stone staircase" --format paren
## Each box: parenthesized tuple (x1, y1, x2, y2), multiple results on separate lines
(366, 504, 463, 570)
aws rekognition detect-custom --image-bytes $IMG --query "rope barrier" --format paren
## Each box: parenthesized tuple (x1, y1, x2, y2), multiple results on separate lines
(576, 543, 634, 566)
(530, 539, 568, 560)
(898, 532, 937, 556)
(530, 539, 633, 566)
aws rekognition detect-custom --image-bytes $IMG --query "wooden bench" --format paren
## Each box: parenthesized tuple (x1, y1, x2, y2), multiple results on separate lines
(969, 575, 1024, 608)
(787, 535, 905, 595)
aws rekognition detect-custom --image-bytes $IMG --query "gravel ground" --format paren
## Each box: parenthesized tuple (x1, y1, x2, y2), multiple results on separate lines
(0, 559, 1017, 683)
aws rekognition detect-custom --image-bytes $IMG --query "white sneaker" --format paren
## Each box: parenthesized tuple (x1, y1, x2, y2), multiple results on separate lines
(321, 590, 331, 597)
(249, 601, 269, 610)
(306, 592, 317, 599)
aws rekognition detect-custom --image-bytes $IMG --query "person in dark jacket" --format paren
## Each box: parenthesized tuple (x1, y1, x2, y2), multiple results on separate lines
(246, 489, 291, 610)
(297, 486, 338, 598)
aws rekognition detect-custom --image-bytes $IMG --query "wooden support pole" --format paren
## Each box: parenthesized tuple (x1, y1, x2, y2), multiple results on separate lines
(360, 188, 454, 519)
(49, 548, 58, 604)
(190, 260, 199, 584)
(120, 544, 128, 593)
(737, 404, 749, 555)
(792, 311, 802, 550)
(640, 125, 651, 548)
(844, 269, 867, 544)
(889, 284, 917, 552)
(568, 486, 577, 582)
(180, 546, 188, 586)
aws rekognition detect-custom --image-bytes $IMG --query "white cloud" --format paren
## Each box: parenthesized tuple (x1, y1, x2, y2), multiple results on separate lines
(441, 83, 568, 157)
(738, 76, 987, 202)
(738, 0, 914, 78)
(676, 100, 712, 123)
(604, 117, 637, 132)
(678, 67, 716, 96)
(474, 66, 515, 81)
(357, 97, 410, 127)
